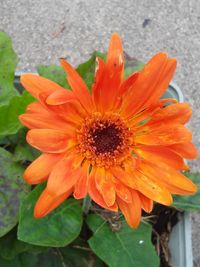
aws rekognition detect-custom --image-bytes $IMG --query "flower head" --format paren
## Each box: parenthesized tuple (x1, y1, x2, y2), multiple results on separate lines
(20, 33, 198, 228)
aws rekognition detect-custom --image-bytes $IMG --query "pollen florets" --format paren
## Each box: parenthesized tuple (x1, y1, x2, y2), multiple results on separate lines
(77, 112, 133, 168)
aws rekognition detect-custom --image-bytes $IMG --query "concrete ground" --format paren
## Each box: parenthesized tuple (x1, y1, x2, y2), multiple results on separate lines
(1, 0, 200, 265)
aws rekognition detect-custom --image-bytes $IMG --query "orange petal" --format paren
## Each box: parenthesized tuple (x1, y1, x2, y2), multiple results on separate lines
(60, 58, 94, 112)
(24, 153, 63, 184)
(138, 192, 153, 213)
(95, 169, 116, 207)
(114, 179, 132, 203)
(26, 129, 71, 153)
(103, 33, 124, 110)
(168, 142, 198, 159)
(128, 106, 158, 128)
(147, 103, 192, 125)
(117, 190, 141, 228)
(121, 53, 177, 118)
(92, 33, 124, 112)
(88, 167, 118, 212)
(20, 74, 63, 101)
(21, 100, 79, 130)
(119, 72, 139, 96)
(133, 169, 173, 206)
(141, 161, 197, 195)
(135, 146, 187, 170)
(47, 157, 82, 196)
(49, 99, 86, 125)
(92, 57, 106, 110)
(26, 102, 49, 114)
(19, 113, 73, 131)
(106, 32, 124, 71)
(73, 161, 90, 199)
(34, 188, 72, 218)
(46, 88, 76, 105)
(111, 166, 136, 189)
(143, 59, 177, 107)
(135, 124, 192, 145)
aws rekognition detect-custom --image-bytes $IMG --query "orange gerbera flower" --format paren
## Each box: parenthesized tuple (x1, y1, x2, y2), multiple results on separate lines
(19, 33, 198, 228)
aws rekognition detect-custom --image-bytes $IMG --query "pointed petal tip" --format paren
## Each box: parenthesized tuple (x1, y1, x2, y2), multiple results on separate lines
(34, 188, 71, 219)
(150, 52, 177, 66)
(59, 57, 65, 64)
(34, 208, 45, 219)
(60, 58, 70, 69)
(33, 190, 52, 219)
(60, 58, 71, 73)
(153, 51, 168, 60)
(110, 32, 121, 39)
(20, 73, 40, 84)
(18, 114, 25, 124)
(185, 181, 198, 194)
(109, 32, 123, 49)
(23, 171, 37, 185)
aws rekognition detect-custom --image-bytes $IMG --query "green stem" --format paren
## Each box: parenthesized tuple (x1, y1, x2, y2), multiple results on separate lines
(82, 195, 92, 215)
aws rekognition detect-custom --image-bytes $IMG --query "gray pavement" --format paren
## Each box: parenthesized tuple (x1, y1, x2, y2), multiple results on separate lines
(1, 0, 200, 265)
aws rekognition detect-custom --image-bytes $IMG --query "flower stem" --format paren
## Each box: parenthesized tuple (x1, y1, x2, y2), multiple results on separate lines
(82, 195, 92, 215)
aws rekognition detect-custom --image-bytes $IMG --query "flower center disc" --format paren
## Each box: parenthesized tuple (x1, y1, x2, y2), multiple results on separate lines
(91, 123, 122, 154)
(77, 113, 132, 167)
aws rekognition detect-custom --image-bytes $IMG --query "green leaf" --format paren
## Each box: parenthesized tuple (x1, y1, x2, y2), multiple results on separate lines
(12, 128, 40, 162)
(13, 143, 40, 163)
(18, 183, 83, 247)
(76, 51, 106, 90)
(0, 91, 34, 137)
(0, 249, 65, 267)
(0, 148, 30, 237)
(0, 32, 19, 106)
(0, 127, 40, 162)
(0, 227, 47, 260)
(37, 51, 106, 92)
(0, 247, 105, 267)
(87, 214, 159, 267)
(59, 238, 106, 267)
(173, 172, 200, 211)
(0, 228, 29, 260)
(0, 235, 106, 267)
(37, 64, 70, 88)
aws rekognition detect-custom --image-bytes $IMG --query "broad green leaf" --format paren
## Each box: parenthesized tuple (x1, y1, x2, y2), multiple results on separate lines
(11, 128, 40, 162)
(173, 172, 200, 211)
(0, 249, 65, 267)
(0, 235, 106, 267)
(0, 32, 19, 106)
(13, 143, 40, 163)
(0, 227, 29, 260)
(87, 214, 159, 267)
(0, 247, 105, 267)
(59, 238, 106, 267)
(0, 148, 30, 237)
(0, 127, 27, 147)
(18, 183, 83, 247)
(37, 64, 70, 88)
(37, 51, 106, 92)
(76, 51, 106, 90)
(0, 127, 40, 162)
(0, 91, 34, 137)
(0, 227, 47, 260)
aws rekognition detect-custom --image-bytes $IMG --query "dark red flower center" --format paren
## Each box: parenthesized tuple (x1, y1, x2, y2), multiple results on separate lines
(90, 122, 122, 154)
(77, 113, 133, 167)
